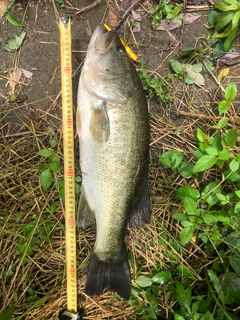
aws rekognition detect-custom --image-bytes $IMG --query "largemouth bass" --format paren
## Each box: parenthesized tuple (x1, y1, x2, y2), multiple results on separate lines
(76, 24, 151, 300)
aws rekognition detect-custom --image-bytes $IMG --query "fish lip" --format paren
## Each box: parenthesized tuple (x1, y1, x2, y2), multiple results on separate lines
(93, 25, 114, 53)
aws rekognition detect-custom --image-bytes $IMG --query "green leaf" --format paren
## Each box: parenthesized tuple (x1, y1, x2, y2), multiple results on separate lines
(49, 138, 57, 149)
(225, 0, 240, 5)
(0, 307, 15, 320)
(230, 159, 239, 172)
(37, 149, 53, 157)
(211, 132, 223, 151)
(214, 2, 238, 11)
(172, 213, 188, 221)
(173, 312, 185, 320)
(193, 149, 205, 159)
(175, 281, 192, 313)
(221, 272, 240, 292)
(50, 201, 57, 215)
(203, 214, 219, 224)
(47, 125, 56, 135)
(224, 26, 239, 51)
(170, 60, 183, 74)
(180, 225, 196, 245)
(235, 190, 240, 198)
(224, 231, 240, 251)
(215, 23, 232, 38)
(212, 40, 225, 60)
(223, 129, 238, 147)
(152, 271, 172, 284)
(200, 311, 214, 320)
(185, 74, 196, 85)
(218, 100, 231, 115)
(232, 10, 240, 30)
(216, 193, 229, 205)
(234, 202, 240, 214)
(192, 155, 217, 173)
(3, 31, 26, 52)
(208, 10, 222, 27)
(135, 275, 153, 288)
(218, 148, 231, 160)
(159, 150, 184, 169)
(217, 210, 230, 223)
(176, 186, 200, 201)
(201, 180, 221, 206)
(49, 154, 61, 172)
(5, 13, 23, 26)
(230, 257, 240, 274)
(205, 146, 218, 156)
(183, 196, 199, 215)
(197, 128, 206, 143)
(181, 221, 193, 228)
(212, 117, 228, 130)
(215, 11, 235, 31)
(177, 265, 192, 278)
(40, 168, 52, 191)
(39, 228, 52, 243)
(207, 270, 225, 304)
(193, 63, 203, 73)
(178, 161, 194, 178)
(225, 82, 238, 101)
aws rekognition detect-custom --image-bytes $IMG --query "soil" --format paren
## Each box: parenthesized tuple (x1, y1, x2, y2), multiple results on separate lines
(0, 0, 240, 319)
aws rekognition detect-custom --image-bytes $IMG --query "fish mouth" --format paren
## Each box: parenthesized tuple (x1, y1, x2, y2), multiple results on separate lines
(93, 25, 114, 53)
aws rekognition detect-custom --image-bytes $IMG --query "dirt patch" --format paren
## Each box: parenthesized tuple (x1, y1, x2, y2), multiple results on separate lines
(1, 0, 240, 319)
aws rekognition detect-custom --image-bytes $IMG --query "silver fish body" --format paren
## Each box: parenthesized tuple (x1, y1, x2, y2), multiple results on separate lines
(77, 25, 151, 300)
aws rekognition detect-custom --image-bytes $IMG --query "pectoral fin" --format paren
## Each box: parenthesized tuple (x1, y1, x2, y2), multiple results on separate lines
(90, 102, 110, 143)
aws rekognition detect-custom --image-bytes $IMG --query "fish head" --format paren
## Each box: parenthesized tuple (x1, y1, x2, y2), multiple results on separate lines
(82, 25, 139, 104)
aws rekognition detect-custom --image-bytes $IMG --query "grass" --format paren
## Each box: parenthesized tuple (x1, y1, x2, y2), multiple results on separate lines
(1, 0, 240, 319)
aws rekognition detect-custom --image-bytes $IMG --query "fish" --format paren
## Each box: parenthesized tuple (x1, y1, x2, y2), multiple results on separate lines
(76, 24, 151, 300)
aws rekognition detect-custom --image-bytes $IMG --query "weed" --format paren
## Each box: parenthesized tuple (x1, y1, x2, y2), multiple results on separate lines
(150, 0, 183, 29)
(208, 0, 240, 52)
(155, 82, 240, 319)
(139, 60, 173, 102)
(36, 126, 81, 202)
(57, 0, 65, 8)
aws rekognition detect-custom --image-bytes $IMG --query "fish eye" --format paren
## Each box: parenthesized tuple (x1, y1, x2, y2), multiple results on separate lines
(117, 44, 125, 53)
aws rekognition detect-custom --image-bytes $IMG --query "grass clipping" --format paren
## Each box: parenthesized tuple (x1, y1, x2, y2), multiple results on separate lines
(0, 88, 214, 320)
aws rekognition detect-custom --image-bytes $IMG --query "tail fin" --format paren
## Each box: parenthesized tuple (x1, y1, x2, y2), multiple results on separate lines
(85, 251, 131, 300)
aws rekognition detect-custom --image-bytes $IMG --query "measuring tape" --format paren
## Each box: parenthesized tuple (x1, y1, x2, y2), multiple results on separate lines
(59, 17, 77, 316)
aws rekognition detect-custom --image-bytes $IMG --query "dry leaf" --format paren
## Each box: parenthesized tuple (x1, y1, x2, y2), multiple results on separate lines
(0, 0, 8, 18)
(156, 19, 181, 31)
(7, 68, 22, 93)
(108, 8, 118, 28)
(21, 68, 33, 79)
(218, 67, 229, 82)
(131, 9, 141, 22)
(217, 53, 240, 66)
(183, 64, 205, 86)
(183, 13, 202, 25)
(133, 22, 141, 33)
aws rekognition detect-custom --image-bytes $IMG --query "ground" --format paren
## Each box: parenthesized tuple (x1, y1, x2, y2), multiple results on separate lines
(0, 0, 240, 319)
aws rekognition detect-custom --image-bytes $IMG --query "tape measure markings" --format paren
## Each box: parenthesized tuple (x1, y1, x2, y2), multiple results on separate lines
(59, 17, 77, 314)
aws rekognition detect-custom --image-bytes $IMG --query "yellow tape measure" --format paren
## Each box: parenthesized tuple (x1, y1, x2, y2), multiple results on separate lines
(59, 17, 77, 314)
